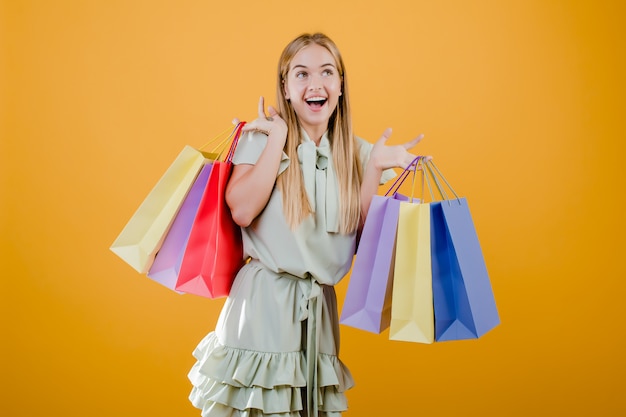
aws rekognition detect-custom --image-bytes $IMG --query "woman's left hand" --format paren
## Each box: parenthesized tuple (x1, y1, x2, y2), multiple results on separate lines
(370, 128, 428, 170)
(240, 96, 288, 143)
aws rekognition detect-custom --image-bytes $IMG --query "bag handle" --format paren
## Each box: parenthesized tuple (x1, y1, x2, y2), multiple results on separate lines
(423, 160, 461, 205)
(384, 156, 423, 197)
(225, 122, 246, 163)
(196, 122, 247, 161)
(409, 156, 439, 204)
(198, 125, 238, 152)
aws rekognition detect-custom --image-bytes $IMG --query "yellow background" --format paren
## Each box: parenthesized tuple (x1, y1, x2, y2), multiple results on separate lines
(2, 0, 625, 415)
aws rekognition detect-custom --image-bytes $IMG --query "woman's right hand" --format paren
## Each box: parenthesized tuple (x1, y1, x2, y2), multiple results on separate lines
(240, 96, 288, 146)
(360, 128, 428, 223)
(369, 128, 426, 171)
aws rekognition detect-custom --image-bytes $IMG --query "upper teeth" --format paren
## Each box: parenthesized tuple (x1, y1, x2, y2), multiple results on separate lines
(307, 97, 326, 102)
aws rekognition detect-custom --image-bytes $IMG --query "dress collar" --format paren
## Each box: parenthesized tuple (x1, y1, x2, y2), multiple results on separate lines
(297, 129, 339, 233)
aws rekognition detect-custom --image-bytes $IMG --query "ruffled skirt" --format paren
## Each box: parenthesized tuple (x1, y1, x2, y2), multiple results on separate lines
(188, 261, 354, 416)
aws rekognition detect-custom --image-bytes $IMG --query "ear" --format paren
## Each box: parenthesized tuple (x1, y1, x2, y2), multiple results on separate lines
(283, 80, 290, 100)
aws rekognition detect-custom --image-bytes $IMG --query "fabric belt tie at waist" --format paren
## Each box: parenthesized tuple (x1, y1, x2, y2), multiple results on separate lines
(249, 261, 326, 416)
(297, 278, 323, 417)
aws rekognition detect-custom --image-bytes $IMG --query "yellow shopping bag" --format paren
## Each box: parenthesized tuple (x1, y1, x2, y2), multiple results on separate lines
(110, 127, 234, 273)
(389, 158, 435, 344)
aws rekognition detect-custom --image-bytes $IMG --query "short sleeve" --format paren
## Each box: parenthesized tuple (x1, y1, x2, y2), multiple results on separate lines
(232, 131, 266, 165)
(356, 136, 397, 185)
(232, 131, 290, 174)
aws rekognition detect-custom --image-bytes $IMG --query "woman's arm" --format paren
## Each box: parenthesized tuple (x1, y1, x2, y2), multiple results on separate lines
(360, 128, 425, 220)
(226, 98, 288, 227)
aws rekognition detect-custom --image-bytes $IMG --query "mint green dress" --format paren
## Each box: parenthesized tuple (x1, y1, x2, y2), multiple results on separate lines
(188, 130, 395, 417)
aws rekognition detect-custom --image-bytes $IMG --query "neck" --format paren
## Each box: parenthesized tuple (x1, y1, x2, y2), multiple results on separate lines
(301, 124, 327, 146)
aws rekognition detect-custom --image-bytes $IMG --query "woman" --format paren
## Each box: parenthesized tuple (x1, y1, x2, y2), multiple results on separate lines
(188, 33, 424, 417)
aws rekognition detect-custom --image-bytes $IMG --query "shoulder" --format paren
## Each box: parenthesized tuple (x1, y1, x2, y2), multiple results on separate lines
(232, 131, 269, 165)
(354, 135, 397, 185)
(355, 136, 373, 150)
(232, 131, 290, 175)
(354, 135, 373, 164)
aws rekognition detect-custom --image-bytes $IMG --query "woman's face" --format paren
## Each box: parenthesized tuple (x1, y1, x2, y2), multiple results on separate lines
(283, 43, 342, 137)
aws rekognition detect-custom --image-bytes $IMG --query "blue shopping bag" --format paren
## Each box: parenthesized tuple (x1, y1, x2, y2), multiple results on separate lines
(426, 161, 500, 341)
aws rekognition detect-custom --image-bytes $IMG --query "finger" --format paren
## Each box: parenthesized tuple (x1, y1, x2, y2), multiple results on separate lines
(240, 122, 255, 132)
(232, 117, 240, 125)
(267, 105, 279, 117)
(406, 155, 421, 170)
(403, 133, 425, 149)
(258, 96, 267, 118)
(241, 122, 269, 135)
(241, 119, 260, 130)
(375, 127, 393, 145)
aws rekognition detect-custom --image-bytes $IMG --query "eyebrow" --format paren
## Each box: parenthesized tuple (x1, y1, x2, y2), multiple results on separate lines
(291, 63, 336, 70)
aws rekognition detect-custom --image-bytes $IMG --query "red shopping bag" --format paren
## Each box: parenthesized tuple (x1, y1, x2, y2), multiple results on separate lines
(175, 122, 246, 298)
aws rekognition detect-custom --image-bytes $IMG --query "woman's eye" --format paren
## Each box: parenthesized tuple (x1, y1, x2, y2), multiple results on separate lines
(296, 72, 307, 79)
(322, 69, 333, 76)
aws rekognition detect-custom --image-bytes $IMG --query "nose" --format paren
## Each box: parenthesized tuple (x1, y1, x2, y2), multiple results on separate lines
(308, 74, 323, 91)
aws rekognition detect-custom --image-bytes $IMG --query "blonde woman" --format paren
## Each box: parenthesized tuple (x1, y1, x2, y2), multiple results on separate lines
(188, 33, 424, 417)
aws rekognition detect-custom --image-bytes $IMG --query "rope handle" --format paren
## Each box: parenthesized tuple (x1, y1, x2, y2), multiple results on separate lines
(408, 156, 428, 203)
(384, 156, 423, 197)
(423, 159, 461, 204)
(197, 122, 247, 161)
(225, 122, 246, 163)
(198, 125, 237, 153)
(387, 157, 461, 205)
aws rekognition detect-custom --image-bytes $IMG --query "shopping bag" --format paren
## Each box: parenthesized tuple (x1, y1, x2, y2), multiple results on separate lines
(175, 122, 246, 298)
(389, 201, 434, 343)
(340, 191, 409, 333)
(340, 162, 417, 333)
(389, 157, 435, 344)
(110, 146, 216, 273)
(146, 163, 213, 291)
(426, 161, 500, 341)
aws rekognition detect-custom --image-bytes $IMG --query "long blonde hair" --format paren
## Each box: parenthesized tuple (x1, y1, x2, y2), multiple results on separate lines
(276, 33, 363, 234)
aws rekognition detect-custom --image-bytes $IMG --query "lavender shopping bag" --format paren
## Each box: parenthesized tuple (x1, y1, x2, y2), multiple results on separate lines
(426, 161, 500, 341)
(147, 163, 213, 291)
(340, 193, 408, 333)
(340, 161, 421, 334)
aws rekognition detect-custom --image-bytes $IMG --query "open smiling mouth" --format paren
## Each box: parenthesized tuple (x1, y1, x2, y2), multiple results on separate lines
(305, 97, 327, 109)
